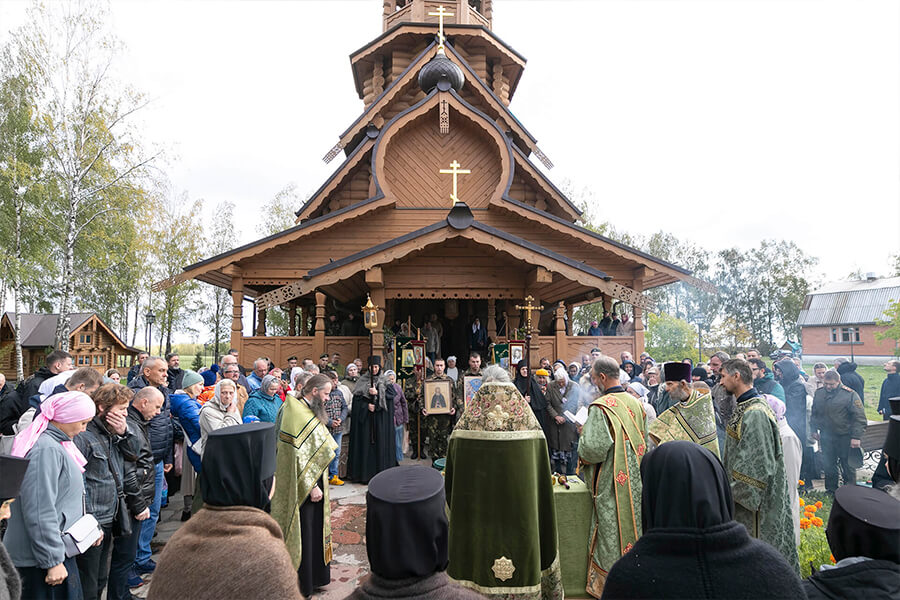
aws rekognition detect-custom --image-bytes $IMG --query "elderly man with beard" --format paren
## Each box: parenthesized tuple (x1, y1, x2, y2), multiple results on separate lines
(271, 374, 339, 598)
(649, 362, 720, 458)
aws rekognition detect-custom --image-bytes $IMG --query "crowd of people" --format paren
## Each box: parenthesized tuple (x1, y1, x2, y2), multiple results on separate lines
(0, 342, 898, 599)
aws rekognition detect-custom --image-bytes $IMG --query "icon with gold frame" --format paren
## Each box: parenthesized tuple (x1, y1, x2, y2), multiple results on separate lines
(424, 379, 452, 415)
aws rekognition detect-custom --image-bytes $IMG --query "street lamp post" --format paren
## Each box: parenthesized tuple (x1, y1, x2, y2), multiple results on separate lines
(145, 310, 156, 354)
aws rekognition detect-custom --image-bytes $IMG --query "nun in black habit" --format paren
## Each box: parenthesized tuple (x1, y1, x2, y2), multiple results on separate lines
(514, 359, 547, 432)
(601, 441, 804, 600)
(346, 466, 483, 599)
(347, 356, 396, 483)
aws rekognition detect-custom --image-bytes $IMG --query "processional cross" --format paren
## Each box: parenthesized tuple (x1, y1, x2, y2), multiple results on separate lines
(428, 5, 455, 50)
(439, 160, 471, 206)
(515, 295, 544, 334)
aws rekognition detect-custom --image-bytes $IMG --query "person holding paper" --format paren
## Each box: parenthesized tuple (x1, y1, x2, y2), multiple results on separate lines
(544, 368, 579, 475)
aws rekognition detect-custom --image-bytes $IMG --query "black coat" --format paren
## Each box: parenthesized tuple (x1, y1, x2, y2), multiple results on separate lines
(123, 405, 157, 513)
(803, 560, 900, 600)
(128, 376, 174, 464)
(167, 367, 185, 394)
(601, 521, 805, 599)
(837, 361, 866, 402)
(879, 372, 900, 416)
(0, 383, 25, 435)
(13, 366, 54, 411)
(777, 359, 809, 443)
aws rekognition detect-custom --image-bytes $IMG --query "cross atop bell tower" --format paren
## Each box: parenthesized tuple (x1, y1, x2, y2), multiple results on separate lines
(383, 1, 493, 33)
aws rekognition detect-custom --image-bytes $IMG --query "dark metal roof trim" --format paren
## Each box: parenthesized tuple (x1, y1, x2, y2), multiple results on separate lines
(182, 195, 385, 273)
(509, 143, 582, 217)
(443, 42, 536, 144)
(469, 221, 611, 280)
(295, 136, 375, 217)
(498, 197, 693, 276)
(342, 41, 437, 137)
(304, 221, 450, 278)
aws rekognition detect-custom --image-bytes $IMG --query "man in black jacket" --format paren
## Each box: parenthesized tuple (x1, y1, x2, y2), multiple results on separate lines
(108, 386, 161, 598)
(165, 352, 185, 394)
(126, 352, 149, 384)
(835, 357, 865, 402)
(126, 357, 173, 577)
(878, 360, 900, 419)
(0, 373, 22, 436)
(5, 350, 73, 430)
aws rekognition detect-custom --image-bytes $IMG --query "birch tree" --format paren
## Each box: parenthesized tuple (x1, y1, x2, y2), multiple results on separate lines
(0, 55, 48, 381)
(204, 200, 237, 363)
(9, 1, 159, 350)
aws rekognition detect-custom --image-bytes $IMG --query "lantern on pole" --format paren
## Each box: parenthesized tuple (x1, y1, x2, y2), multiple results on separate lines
(362, 295, 379, 331)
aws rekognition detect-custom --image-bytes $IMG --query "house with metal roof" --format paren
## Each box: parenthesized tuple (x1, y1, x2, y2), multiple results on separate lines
(0, 312, 140, 380)
(797, 275, 900, 364)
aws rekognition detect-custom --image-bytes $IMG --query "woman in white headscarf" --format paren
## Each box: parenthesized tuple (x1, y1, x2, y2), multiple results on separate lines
(198, 380, 242, 455)
(765, 394, 802, 545)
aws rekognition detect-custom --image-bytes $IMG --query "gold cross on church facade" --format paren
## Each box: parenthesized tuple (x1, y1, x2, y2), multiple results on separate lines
(427, 5, 454, 50)
(515, 295, 544, 333)
(439, 160, 470, 205)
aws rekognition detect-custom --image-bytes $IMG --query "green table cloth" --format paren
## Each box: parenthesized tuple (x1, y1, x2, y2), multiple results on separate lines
(553, 475, 592, 598)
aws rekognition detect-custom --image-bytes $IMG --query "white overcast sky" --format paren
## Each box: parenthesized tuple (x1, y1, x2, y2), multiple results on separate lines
(2, 0, 898, 284)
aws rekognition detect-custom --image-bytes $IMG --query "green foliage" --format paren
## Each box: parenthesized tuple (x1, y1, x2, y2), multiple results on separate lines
(191, 349, 203, 371)
(256, 183, 304, 237)
(202, 200, 237, 361)
(875, 299, 900, 357)
(645, 312, 698, 362)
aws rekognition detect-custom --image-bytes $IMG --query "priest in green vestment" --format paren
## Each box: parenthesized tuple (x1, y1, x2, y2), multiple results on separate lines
(719, 359, 800, 573)
(578, 355, 647, 599)
(445, 364, 564, 600)
(648, 362, 720, 457)
(271, 374, 340, 595)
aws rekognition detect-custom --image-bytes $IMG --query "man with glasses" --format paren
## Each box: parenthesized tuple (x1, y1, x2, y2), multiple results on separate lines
(748, 358, 785, 401)
(220, 362, 250, 415)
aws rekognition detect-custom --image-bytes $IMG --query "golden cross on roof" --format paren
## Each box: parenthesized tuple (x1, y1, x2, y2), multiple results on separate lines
(515, 295, 544, 333)
(439, 160, 470, 206)
(428, 5, 454, 50)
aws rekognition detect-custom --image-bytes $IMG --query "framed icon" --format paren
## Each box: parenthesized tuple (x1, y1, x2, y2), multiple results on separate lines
(508, 342, 525, 368)
(463, 375, 483, 409)
(424, 379, 452, 415)
(413, 344, 424, 366)
(401, 348, 416, 368)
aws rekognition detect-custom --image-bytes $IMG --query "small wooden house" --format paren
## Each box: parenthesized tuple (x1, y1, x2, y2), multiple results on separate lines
(154, 0, 711, 367)
(0, 312, 140, 380)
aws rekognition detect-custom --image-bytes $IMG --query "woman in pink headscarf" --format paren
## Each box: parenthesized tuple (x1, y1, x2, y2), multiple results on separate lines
(5, 390, 96, 597)
(765, 394, 802, 546)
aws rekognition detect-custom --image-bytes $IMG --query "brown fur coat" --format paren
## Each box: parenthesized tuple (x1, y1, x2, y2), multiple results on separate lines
(147, 505, 301, 600)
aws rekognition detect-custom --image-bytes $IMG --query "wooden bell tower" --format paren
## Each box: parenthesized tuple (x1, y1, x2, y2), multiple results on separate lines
(383, 0, 493, 32)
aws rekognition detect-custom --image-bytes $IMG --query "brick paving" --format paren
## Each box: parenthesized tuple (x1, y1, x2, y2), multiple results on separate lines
(134, 456, 433, 599)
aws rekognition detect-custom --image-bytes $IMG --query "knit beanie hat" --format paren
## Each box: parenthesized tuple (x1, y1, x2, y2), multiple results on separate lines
(201, 370, 218, 387)
(181, 369, 204, 389)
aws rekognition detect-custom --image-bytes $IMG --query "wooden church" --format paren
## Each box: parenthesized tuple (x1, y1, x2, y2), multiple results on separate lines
(154, 0, 710, 366)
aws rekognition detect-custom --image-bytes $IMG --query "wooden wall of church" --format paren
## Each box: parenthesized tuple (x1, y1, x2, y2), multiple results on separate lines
(382, 108, 502, 209)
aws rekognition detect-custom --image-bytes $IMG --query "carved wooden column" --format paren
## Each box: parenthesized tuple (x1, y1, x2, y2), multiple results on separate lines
(633, 268, 647, 356)
(300, 306, 309, 336)
(314, 293, 327, 356)
(256, 307, 267, 336)
(554, 301, 567, 363)
(287, 304, 297, 336)
(487, 298, 497, 341)
(505, 300, 521, 337)
(601, 293, 612, 315)
(371, 287, 386, 358)
(226, 267, 244, 355)
(566, 304, 574, 336)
